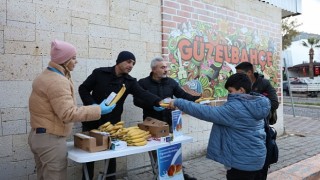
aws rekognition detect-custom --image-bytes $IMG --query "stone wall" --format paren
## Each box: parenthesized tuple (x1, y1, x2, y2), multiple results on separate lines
(0, 0, 161, 179)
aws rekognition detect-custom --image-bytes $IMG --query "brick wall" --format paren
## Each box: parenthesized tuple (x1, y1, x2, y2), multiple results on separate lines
(161, 0, 284, 161)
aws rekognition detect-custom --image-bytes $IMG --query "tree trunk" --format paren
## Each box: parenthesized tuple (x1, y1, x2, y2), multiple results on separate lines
(309, 48, 314, 79)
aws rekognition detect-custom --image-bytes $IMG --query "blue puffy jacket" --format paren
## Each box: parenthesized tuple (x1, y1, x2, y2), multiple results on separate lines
(174, 93, 271, 171)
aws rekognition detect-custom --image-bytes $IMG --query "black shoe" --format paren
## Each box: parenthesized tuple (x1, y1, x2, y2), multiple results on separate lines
(184, 173, 197, 180)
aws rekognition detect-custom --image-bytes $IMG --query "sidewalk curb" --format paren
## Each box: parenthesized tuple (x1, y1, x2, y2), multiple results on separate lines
(267, 154, 320, 180)
(283, 103, 320, 109)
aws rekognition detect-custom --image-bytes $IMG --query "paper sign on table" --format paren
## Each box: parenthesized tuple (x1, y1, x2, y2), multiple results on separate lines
(157, 143, 184, 180)
(171, 110, 183, 138)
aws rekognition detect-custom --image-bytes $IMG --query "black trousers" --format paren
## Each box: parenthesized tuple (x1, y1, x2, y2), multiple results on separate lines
(226, 168, 260, 180)
(82, 158, 116, 180)
(254, 165, 268, 180)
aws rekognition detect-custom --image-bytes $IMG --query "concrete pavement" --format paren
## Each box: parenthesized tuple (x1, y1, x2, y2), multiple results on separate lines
(182, 114, 320, 180)
(127, 112, 320, 180)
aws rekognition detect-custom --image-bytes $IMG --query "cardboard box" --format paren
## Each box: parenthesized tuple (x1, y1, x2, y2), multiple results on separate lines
(138, 117, 170, 138)
(74, 131, 111, 152)
(110, 140, 127, 150)
(209, 100, 226, 106)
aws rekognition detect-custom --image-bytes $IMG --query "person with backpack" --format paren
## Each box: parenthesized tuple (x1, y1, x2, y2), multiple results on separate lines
(235, 62, 279, 124)
(167, 73, 271, 180)
(235, 62, 279, 179)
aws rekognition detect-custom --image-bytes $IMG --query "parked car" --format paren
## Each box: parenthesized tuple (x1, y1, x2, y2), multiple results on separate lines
(284, 78, 320, 97)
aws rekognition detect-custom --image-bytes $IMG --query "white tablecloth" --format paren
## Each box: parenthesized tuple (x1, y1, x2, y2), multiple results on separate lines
(67, 135, 193, 163)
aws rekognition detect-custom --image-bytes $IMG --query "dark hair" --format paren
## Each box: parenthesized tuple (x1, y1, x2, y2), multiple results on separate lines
(225, 73, 252, 94)
(235, 62, 254, 72)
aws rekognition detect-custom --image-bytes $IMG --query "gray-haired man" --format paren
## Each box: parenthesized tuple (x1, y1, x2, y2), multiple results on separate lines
(134, 57, 199, 180)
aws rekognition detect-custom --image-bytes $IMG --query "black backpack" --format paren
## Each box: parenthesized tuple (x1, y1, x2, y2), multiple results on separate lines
(263, 118, 279, 168)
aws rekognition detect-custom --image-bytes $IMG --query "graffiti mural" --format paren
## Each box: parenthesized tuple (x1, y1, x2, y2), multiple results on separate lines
(167, 21, 279, 98)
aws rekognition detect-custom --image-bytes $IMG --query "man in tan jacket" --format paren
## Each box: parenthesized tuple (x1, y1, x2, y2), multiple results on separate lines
(28, 39, 115, 180)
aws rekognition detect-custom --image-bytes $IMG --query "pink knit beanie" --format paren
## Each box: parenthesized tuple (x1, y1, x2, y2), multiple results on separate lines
(50, 39, 76, 64)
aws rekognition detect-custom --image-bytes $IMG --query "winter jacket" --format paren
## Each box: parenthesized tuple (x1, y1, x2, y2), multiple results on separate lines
(79, 66, 162, 130)
(252, 73, 279, 111)
(29, 61, 101, 137)
(174, 93, 271, 171)
(133, 73, 200, 125)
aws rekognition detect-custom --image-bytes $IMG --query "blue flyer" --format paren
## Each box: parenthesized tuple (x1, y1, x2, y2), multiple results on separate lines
(157, 143, 184, 180)
(171, 110, 183, 138)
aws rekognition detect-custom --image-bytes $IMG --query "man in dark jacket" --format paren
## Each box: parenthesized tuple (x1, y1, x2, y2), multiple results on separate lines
(134, 56, 200, 127)
(235, 62, 279, 119)
(79, 51, 162, 180)
(133, 56, 200, 180)
(235, 62, 279, 180)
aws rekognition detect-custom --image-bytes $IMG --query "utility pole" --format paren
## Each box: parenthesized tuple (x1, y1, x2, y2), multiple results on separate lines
(283, 58, 296, 117)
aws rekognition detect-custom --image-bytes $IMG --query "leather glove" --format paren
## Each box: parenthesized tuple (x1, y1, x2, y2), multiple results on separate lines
(100, 100, 116, 115)
(153, 106, 165, 112)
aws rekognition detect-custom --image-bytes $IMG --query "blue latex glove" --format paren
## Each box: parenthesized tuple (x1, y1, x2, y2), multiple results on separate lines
(99, 100, 116, 115)
(153, 106, 165, 112)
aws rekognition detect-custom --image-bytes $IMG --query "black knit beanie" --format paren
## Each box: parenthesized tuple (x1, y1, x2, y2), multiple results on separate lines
(116, 51, 136, 65)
